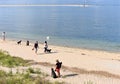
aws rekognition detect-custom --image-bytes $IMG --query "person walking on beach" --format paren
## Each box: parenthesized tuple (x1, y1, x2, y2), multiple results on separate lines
(2, 32, 5, 41)
(44, 41, 48, 53)
(33, 41, 39, 54)
(55, 59, 62, 77)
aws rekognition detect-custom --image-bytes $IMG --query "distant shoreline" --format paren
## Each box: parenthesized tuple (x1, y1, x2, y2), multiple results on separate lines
(6, 37, 120, 54)
(0, 4, 89, 7)
(3, 38, 119, 53)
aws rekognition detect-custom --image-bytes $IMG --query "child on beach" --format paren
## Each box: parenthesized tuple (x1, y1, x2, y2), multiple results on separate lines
(55, 59, 62, 77)
(33, 41, 39, 54)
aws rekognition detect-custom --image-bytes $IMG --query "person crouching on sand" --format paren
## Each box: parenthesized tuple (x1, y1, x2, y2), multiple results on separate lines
(55, 59, 62, 77)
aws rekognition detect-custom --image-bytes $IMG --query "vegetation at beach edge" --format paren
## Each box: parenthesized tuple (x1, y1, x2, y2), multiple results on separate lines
(0, 50, 65, 84)
(0, 69, 64, 84)
(0, 50, 28, 67)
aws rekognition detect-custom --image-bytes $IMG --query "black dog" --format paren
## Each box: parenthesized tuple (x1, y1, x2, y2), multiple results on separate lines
(17, 40, 22, 45)
(46, 49, 51, 53)
(51, 68, 57, 78)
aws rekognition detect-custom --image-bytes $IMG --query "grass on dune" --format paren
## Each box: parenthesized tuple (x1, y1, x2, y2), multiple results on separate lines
(0, 50, 28, 67)
(0, 70, 64, 84)
(0, 50, 65, 84)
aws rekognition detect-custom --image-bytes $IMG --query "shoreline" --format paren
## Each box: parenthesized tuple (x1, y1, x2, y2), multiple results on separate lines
(6, 37, 120, 54)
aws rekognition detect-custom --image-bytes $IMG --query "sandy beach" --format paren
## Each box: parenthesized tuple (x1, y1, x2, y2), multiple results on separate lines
(0, 39, 120, 84)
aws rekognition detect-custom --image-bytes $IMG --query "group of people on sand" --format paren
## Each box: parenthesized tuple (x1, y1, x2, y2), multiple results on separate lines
(17, 40, 51, 54)
(20, 40, 62, 78)
(32, 40, 51, 54)
(1, 32, 62, 78)
(32, 41, 62, 78)
(1, 32, 51, 54)
(32, 41, 63, 78)
(17, 40, 62, 78)
(31, 41, 62, 78)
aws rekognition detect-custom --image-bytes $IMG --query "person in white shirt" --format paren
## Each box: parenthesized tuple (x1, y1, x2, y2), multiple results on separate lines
(44, 41, 48, 53)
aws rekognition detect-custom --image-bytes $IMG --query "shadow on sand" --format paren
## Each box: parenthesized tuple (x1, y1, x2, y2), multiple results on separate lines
(62, 74, 78, 78)
(37, 51, 58, 55)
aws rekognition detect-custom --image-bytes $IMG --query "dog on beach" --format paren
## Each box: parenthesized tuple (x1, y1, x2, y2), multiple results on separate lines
(46, 49, 51, 53)
(17, 40, 22, 45)
(51, 68, 57, 78)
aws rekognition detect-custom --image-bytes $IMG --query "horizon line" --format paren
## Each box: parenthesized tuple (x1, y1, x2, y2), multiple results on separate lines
(0, 4, 89, 7)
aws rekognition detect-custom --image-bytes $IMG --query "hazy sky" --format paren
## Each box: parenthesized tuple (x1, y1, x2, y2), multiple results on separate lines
(0, 0, 120, 5)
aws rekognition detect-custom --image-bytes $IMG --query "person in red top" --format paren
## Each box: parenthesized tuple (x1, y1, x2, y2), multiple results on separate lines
(55, 59, 62, 77)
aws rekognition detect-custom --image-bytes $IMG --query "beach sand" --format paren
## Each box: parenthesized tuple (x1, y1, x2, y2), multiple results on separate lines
(0, 39, 120, 84)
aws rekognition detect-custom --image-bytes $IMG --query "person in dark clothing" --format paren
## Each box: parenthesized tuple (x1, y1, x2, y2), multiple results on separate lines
(33, 41, 39, 53)
(51, 68, 57, 78)
(44, 41, 48, 53)
(55, 59, 62, 77)
(26, 40, 29, 46)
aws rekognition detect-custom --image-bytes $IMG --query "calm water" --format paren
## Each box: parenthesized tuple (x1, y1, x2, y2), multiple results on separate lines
(0, 3, 120, 52)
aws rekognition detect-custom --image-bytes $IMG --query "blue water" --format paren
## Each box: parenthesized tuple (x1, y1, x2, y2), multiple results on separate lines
(0, 1, 120, 52)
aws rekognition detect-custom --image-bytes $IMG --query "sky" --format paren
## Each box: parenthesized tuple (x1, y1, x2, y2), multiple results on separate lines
(0, 0, 120, 5)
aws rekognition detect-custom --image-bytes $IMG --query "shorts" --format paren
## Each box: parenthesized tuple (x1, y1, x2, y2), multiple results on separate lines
(55, 68, 60, 73)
